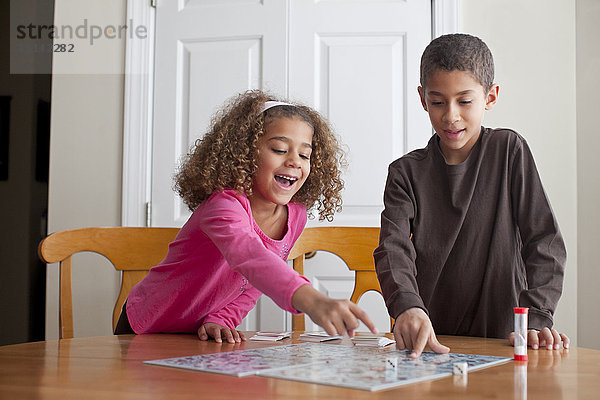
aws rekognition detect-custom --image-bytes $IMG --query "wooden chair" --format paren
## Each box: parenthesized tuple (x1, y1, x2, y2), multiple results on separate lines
(287, 226, 392, 331)
(38, 227, 179, 339)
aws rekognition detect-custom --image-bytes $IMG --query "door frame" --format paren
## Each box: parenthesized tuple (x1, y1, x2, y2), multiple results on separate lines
(121, 0, 459, 227)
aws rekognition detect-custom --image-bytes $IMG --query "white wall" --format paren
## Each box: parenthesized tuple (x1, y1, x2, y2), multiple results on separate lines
(46, 0, 125, 339)
(47, 0, 598, 348)
(576, 0, 600, 350)
(460, 0, 579, 345)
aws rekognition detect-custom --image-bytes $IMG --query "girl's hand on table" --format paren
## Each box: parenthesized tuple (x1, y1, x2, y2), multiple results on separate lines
(198, 322, 246, 343)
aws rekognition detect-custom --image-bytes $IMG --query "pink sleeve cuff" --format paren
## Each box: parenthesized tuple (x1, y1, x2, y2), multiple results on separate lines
(202, 316, 236, 330)
(286, 277, 312, 314)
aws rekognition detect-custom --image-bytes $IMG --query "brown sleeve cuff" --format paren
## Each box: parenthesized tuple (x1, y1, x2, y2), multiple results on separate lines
(387, 291, 427, 321)
(527, 309, 554, 331)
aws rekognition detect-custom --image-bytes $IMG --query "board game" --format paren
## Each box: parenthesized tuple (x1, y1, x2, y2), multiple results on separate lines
(144, 342, 511, 392)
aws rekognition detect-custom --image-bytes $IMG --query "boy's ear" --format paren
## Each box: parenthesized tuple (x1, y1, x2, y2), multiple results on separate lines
(417, 86, 427, 111)
(485, 84, 500, 110)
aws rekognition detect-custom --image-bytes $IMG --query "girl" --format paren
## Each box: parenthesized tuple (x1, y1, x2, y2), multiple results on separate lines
(115, 90, 376, 342)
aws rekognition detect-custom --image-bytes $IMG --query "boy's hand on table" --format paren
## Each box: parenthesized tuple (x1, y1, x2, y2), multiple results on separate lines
(509, 327, 569, 350)
(394, 307, 450, 358)
(198, 322, 246, 344)
(291, 284, 378, 338)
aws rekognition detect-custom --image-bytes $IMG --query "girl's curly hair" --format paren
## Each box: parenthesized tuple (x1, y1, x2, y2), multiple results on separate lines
(174, 90, 346, 221)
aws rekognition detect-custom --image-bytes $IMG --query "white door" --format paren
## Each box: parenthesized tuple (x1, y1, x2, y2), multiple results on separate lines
(150, 0, 431, 332)
(287, 1, 431, 332)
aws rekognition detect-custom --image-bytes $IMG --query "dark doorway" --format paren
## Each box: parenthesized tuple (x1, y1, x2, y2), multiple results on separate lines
(0, 0, 54, 345)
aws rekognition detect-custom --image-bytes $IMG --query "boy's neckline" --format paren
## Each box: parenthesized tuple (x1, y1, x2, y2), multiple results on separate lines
(434, 126, 485, 168)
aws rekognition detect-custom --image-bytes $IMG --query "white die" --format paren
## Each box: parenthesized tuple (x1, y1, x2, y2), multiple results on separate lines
(386, 357, 398, 369)
(453, 362, 468, 375)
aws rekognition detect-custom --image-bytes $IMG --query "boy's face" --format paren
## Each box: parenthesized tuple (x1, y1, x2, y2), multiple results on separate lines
(418, 70, 499, 164)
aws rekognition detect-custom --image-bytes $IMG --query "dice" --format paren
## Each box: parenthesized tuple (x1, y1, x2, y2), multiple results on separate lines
(453, 362, 468, 375)
(386, 357, 398, 369)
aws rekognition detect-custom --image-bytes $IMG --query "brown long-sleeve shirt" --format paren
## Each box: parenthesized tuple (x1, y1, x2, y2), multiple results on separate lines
(374, 127, 566, 339)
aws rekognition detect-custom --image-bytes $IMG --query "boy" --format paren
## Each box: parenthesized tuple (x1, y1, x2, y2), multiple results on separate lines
(374, 33, 569, 358)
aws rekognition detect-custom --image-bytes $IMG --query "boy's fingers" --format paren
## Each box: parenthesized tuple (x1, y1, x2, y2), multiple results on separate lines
(395, 323, 410, 349)
(349, 303, 378, 334)
(539, 327, 553, 350)
(401, 322, 417, 351)
(395, 333, 406, 350)
(231, 330, 241, 343)
(393, 323, 407, 349)
(560, 333, 570, 349)
(410, 326, 429, 358)
(528, 329, 540, 350)
(508, 331, 515, 346)
(550, 329, 562, 349)
(402, 331, 413, 353)
(238, 331, 247, 341)
(428, 333, 450, 354)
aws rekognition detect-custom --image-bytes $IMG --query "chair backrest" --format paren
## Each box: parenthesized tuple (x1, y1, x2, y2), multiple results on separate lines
(286, 226, 392, 331)
(38, 227, 179, 339)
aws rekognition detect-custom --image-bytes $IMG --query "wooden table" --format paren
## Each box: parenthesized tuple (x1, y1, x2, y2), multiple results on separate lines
(1, 333, 598, 399)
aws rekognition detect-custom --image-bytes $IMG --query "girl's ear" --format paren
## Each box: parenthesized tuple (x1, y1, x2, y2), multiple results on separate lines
(485, 84, 499, 110)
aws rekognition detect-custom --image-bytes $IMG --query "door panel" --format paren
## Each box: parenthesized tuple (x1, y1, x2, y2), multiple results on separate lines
(171, 38, 263, 224)
(319, 34, 407, 226)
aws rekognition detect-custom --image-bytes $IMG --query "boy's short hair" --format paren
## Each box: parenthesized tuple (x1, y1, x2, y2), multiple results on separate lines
(420, 33, 494, 92)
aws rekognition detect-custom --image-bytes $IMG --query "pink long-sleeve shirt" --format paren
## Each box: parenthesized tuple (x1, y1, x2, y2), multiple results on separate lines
(126, 189, 310, 333)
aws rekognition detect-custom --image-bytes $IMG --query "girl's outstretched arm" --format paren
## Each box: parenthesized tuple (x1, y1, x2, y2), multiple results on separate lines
(291, 284, 378, 337)
(194, 191, 311, 314)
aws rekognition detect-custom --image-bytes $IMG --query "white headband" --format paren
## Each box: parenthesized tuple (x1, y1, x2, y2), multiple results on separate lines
(261, 100, 294, 113)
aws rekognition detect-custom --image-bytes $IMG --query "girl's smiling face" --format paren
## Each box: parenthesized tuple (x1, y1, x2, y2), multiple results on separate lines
(418, 69, 498, 164)
(250, 116, 313, 209)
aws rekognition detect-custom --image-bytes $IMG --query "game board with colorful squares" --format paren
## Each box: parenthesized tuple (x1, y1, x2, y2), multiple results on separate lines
(144, 342, 511, 391)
